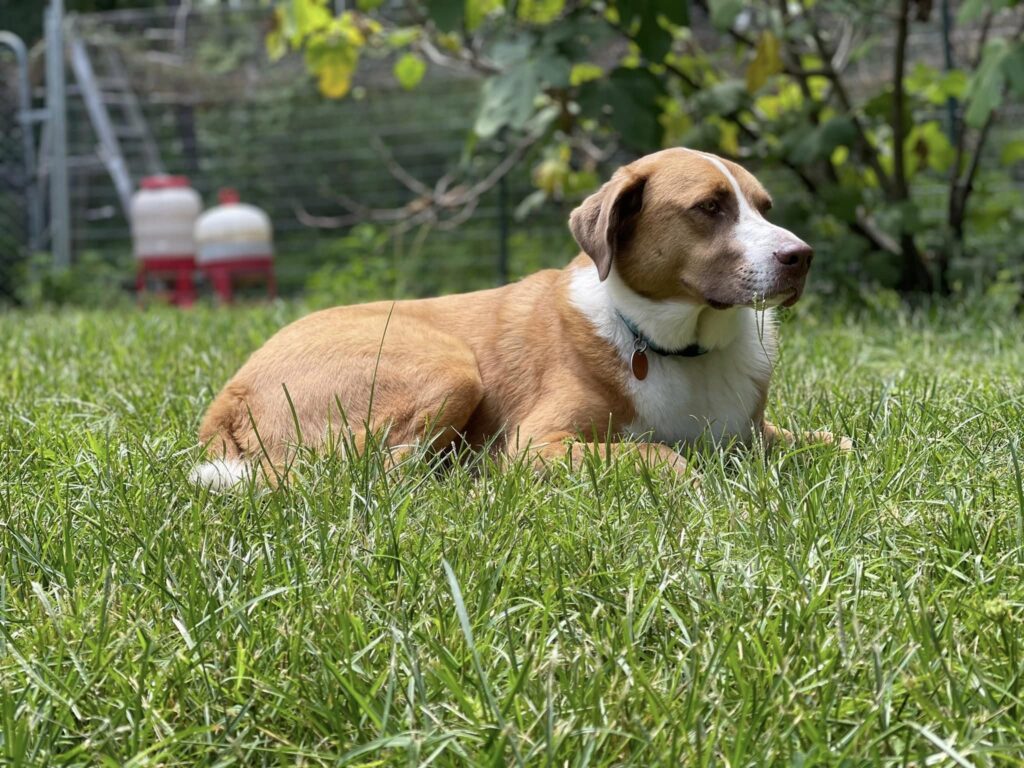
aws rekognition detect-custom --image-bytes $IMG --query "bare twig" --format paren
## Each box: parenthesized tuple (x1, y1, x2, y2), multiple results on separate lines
(293, 131, 543, 232)
(370, 136, 433, 197)
(415, 35, 500, 76)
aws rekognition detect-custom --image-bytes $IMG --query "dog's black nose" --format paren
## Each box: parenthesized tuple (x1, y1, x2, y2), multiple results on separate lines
(774, 243, 814, 269)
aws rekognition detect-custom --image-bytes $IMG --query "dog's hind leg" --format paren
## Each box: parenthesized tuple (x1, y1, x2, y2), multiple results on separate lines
(192, 330, 485, 489)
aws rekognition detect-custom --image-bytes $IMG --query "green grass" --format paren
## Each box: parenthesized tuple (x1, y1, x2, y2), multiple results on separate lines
(1, 299, 1023, 766)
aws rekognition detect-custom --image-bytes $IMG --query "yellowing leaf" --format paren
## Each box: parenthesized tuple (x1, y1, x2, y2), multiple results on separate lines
(517, 0, 565, 24)
(306, 35, 359, 98)
(387, 27, 420, 47)
(708, 116, 739, 155)
(266, 8, 287, 61)
(394, 52, 427, 90)
(466, 0, 503, 31)
(754, 81, 802, 120)
(720, 121, 739, 155)
(904, 121, 954, 175)
(808, 75, 829, 101)
(294, 0, 332, 41)
(330, 12, 366, 46)
(570, 63, 603, 86)
(659, 99, 693, 145)
(319, 62, 353, 98)
(746, 31, 782, 93)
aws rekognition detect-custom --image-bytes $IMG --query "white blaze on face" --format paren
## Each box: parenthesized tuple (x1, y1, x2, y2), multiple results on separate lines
(695, 151, 810, 298)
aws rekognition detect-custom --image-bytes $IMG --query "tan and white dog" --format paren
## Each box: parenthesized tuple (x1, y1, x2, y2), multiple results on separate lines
(193, 148, 846, 488)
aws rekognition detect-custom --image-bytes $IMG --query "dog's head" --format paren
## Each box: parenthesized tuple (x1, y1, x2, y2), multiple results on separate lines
(569, 148, 813, 308)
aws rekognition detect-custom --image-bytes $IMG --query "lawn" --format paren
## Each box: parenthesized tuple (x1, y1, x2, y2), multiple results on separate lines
(1, 298, 1023, 766)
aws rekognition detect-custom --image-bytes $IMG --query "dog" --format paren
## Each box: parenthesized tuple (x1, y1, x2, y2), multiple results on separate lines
(192, 148, 847, 489)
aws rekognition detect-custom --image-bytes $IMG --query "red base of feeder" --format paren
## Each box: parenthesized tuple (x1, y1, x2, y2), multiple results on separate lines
(136, 256, 197, 307)
(202, 258, 276, 304)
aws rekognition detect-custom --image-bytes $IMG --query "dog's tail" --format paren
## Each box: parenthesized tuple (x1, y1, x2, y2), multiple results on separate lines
(189, 457, 252, 490)
(190, 383, 255, 491)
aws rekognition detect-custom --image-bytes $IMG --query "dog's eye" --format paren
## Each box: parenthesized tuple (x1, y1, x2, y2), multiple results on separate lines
(696, 199, 721, 215)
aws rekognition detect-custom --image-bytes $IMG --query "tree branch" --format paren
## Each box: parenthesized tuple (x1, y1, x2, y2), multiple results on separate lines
(891, 0, 912, 201)
(293, 131, 542, 231)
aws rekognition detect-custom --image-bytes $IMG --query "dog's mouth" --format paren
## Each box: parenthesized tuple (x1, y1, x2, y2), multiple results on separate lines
(699, 269, 807, 311)
(706, 286, 802, 311)
(781, 290, 801, 308)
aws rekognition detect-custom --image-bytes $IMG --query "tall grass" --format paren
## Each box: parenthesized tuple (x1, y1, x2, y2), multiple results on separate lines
(1, 300, 1022, 765)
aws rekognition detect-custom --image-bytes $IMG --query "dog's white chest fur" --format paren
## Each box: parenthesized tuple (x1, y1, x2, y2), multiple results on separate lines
(570, 266, 776, 446)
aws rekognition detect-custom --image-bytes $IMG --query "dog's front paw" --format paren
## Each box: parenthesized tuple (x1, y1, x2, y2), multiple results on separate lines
(808, 430, 854, 452)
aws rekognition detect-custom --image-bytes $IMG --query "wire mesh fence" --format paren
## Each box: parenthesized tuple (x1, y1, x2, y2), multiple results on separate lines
(58, 4, 573, 300)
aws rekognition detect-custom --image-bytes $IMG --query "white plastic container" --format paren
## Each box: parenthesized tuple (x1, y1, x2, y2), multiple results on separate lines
(195, 189, 273, 265)
(130, 175, 202, 260)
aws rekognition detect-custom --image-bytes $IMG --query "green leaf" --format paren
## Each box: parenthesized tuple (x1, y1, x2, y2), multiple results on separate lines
(820, 185, 862, 222)
(1003, 43, 1024, 96)
(708, 0, 743, 30)
(693, 79, 749, 115)
(534, 49, 571, 88)
(956, 0, 988, 22)
(966, 39, 1009, 128)
(783, 116, 856, 165)
(937, 70, 969, 101)
(393, 53, 427, 90)
(906, 63, 969, 105)
(578, 66, 666, 150)
(746, 31, 782, 93)
(616, 0, 690, 61)
(426, 0, 464, 31)
(1001, 139, 1024, 165)
(489, 36, 533, 67)
(475, 63, 542, 137)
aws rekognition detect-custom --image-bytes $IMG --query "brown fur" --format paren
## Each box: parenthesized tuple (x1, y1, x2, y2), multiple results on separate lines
(199, 268, 646, 473)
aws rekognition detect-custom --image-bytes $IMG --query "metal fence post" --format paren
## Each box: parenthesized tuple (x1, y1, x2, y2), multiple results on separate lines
(45, 0, 71, 269)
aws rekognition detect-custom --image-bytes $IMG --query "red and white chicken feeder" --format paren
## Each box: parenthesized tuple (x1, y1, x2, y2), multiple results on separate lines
(131, 175, 202, 306)
(195, 189, 275, 303)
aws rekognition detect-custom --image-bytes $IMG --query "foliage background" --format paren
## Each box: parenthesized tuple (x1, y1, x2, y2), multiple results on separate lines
(5, 0, 1023, 305)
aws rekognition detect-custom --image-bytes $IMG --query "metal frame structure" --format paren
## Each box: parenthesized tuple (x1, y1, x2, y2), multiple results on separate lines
(2, 0, 168, 276)
(0, 30, 43, 254)
(45, 0, 71, 269)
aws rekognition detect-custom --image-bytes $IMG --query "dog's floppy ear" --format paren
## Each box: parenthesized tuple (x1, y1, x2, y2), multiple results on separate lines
(569, 172, 647, 281)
